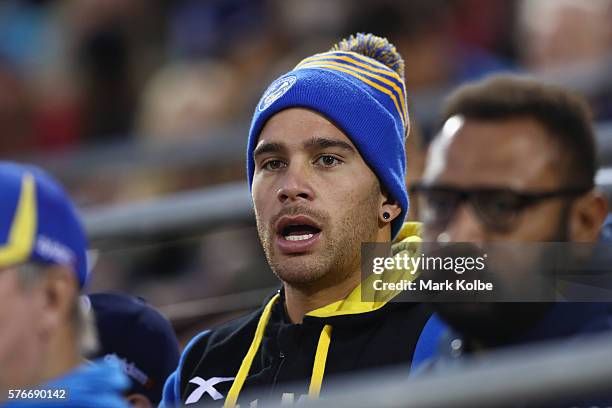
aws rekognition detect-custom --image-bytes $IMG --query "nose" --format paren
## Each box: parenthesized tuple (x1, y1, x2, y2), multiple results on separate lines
(276, 166, 314, 204)
(441, 203, 486, 243)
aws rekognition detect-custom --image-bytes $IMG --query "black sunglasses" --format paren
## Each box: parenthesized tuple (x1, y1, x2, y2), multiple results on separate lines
(409, 183, 592, 233)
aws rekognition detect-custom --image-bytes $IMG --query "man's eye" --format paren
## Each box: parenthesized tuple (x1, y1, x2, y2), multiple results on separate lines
(478, 194, 523, 216)
(262, 160, 286, 170)
(425, 193, 456, 216)
(315, 155, 342, 167)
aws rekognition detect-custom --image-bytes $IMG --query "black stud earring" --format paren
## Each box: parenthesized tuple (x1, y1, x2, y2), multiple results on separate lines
(383, 212, 390, 220)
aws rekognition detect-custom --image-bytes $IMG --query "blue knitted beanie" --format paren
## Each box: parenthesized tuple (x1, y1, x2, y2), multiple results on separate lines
(247, 33, 409, 238)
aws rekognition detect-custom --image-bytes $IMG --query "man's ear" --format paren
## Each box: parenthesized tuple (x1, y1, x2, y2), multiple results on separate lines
(38, 266, 79, 337)
(570, 190, 608, 242)
(379, 188, 402, 224)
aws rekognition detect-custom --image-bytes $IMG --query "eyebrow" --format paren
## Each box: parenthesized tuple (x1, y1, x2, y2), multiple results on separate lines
(253, 142, 284, 158)
(253, 137, 356, 158)
(303, 137, 355, 152)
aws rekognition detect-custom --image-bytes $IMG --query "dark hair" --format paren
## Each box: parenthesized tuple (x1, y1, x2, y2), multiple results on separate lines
(441, 75, 597, 188)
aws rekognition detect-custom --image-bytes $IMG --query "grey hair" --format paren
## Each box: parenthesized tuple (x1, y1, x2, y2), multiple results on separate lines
(17, 262, 99, 357)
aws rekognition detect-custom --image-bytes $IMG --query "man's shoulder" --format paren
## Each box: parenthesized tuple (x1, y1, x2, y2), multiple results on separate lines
(176, 305, 267, 389)
(379, 301, 432, 326)
(161, 306, 266, 407)
(183, 306, 263, 363)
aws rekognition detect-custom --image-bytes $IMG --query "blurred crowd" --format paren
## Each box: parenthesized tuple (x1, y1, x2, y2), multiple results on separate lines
(3, 3, 612, 405)
(2, 0, 612, 200)
(1, 0, 612, 331)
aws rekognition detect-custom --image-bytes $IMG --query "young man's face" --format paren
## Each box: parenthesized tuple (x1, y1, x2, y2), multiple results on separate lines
(421, 116, 571, 243)
(252, 108, 383, 288)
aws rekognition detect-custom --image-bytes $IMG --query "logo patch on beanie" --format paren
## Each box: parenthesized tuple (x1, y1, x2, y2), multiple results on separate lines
(258, 75, 297, 112)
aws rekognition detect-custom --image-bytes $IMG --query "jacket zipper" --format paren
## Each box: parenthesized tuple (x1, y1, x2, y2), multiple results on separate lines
(268, 351, 286, 397)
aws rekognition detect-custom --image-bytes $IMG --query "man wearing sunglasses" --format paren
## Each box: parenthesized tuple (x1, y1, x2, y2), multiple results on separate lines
(412, 75, 611, 359)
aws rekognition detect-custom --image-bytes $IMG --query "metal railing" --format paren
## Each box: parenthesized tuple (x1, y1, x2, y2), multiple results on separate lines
(240, 329, 612, 408)
(82, 181, 253, 246)
(158, 287, 275, 324)
(22, 124, 249, 184)
(82, 168, 612, 246)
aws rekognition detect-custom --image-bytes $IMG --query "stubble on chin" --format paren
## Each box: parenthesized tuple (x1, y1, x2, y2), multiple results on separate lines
(256, 182, 382, 289)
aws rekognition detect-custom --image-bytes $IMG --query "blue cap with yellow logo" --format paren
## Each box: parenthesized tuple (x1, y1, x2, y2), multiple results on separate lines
(0, 161, 88, 288)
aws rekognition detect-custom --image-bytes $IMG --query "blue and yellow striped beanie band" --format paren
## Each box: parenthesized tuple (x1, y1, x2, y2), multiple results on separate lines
(247, 33, 410, 238)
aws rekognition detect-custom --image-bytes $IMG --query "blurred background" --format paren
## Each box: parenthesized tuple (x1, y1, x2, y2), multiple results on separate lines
(2, 0, 612, 344)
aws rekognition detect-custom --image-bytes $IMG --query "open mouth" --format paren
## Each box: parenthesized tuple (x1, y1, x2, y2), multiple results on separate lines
(282, 224, 321, 241)
(275, 215, 322, 253)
